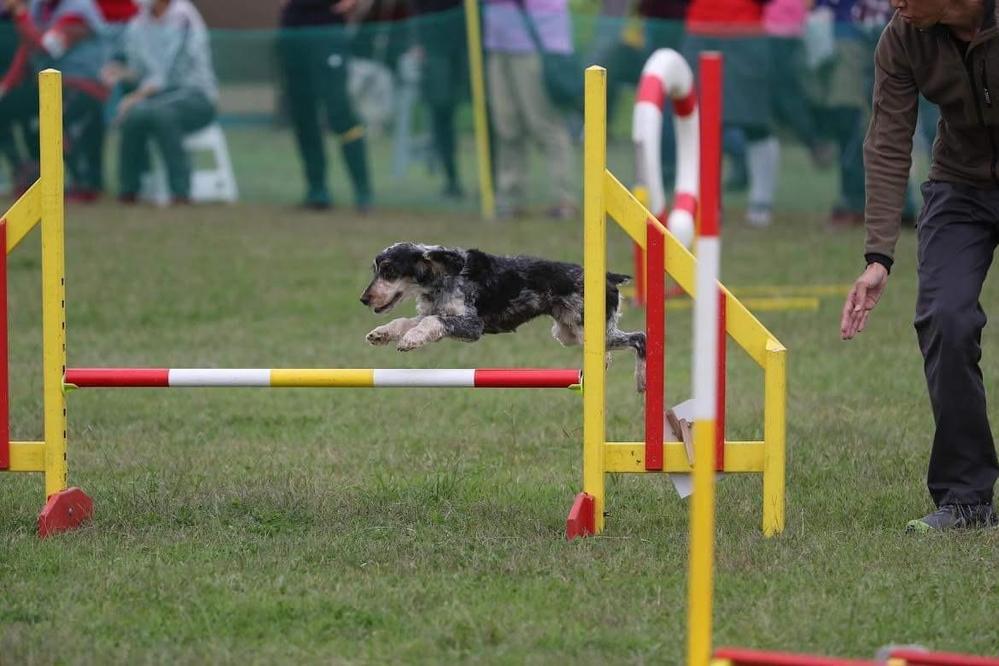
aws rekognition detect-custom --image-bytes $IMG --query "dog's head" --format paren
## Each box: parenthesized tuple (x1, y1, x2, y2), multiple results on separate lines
(360, 243, 466, 313)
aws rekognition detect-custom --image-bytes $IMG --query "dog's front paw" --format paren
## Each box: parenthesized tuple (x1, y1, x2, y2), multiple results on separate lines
(366, 326, 396, 346)
(396, 331, 425, 352)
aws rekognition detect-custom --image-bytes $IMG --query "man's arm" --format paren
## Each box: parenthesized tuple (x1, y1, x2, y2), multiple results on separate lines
(862, 20, 919, 268)
(841, 20, 918, 340)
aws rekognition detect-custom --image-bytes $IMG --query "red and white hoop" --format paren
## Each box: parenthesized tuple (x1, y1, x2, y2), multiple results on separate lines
(633, 48, 699, 248)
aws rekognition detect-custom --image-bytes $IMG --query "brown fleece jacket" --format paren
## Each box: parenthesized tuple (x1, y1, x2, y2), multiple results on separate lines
(864, 1, 999, 262)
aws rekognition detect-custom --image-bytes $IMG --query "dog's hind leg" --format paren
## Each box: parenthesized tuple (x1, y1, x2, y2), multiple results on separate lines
(397, 315, 484, 351)
(606, 326, 647, 393)
(367, 317, 422, 346)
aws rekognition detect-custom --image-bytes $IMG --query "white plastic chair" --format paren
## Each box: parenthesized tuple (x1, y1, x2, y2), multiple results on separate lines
(141, 122, 239, 206)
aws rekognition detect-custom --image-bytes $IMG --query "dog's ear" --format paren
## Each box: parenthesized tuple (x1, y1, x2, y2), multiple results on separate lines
(423, 248, 465, 275)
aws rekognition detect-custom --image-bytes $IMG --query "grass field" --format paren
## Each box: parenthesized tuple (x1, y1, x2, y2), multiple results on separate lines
(2, 139, 999, 664)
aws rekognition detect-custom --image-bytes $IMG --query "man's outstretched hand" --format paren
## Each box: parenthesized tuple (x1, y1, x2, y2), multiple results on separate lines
(841, 263, 889, 340)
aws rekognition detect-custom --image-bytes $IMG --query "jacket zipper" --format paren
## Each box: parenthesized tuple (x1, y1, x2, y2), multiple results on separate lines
(964, 42, 999, 186)
(983, 59, 994, 106)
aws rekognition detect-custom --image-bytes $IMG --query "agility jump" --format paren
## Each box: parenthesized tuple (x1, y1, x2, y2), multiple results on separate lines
(566, 58, 787, 540)
(0, 70, 584, 537)
(2, 67, 787, 543)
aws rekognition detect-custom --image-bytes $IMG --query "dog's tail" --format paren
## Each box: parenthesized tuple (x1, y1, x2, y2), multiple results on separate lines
(607, 272, 632, 286)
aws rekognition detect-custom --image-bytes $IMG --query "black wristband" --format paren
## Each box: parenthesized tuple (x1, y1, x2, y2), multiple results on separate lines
(864, 252, 893, 274)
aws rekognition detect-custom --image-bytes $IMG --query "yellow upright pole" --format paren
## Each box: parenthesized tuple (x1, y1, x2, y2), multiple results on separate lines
(39, 69, 67, 499)
(687, 419, 716, 665)
(582, 66, 607, 533)
(463, 0, 495, 220)
(762, 339, 787, 536)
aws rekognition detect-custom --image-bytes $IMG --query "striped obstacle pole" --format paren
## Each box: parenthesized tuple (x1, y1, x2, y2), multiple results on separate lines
(687, 51, 723, 666)
(711, 648, 879, 666)
(631, 47, 699, 306)
(710, 647, 999, 665)
(64, 368, 581, 389)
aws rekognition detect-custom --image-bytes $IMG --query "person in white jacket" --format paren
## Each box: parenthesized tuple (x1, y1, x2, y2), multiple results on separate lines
(101, 0, 217, 204)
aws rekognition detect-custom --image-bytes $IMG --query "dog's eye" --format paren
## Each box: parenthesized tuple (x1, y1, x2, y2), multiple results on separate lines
(381, 266, 397, 280)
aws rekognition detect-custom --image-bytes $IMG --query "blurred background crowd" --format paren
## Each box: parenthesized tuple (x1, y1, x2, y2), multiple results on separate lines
(0, 0, 934, 229)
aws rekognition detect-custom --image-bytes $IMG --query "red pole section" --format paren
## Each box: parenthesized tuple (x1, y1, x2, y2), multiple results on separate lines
(699, 55, 721, 239)
(645, 219, 665, 470)
(473, 368, 581, 388)
(65, 368, 170, 387)
(890, 650, 999, 666)
(0, 222, 8, 470)
(714, 648, 878, 666)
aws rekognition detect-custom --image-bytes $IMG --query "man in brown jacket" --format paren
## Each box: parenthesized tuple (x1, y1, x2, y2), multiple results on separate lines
(841, 0, 999, 531)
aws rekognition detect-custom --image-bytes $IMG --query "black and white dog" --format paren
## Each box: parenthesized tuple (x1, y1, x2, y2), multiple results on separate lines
(360, 243, 647, 391)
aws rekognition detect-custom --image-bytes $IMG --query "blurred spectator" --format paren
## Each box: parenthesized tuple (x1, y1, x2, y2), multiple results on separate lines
(94, 0, 135, 50)
(95, 0, 133, 22)
(278, 0, 373, 212)
(101, 0, 217, 205)
(409, 0, 465, 199)
(0, 0, 109, 202)
(726, 0, 833, 193)
(684, 0, 780, 227)
(0, 10, 38, 196)
(484, 0, 576, 220)
(809, 0, 868, 228)
(585, 1, 641, 125)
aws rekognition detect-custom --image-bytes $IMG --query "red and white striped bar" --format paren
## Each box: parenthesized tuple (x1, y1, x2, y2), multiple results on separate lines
(64, 368, 582, 389)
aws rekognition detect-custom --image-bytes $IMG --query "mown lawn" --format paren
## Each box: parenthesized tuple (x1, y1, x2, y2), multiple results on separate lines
(1, 139, 998, 664)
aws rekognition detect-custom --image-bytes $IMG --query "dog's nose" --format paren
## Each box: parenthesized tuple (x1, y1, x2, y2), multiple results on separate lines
(360, 294, 371, 306)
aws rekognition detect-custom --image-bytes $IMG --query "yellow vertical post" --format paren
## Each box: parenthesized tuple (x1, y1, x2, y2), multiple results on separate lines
(583, 66, 607, 533)
(762, 339, 786, 536)
(463, 0, 495, 220)
(39, 70, 67, 499)
(687, 418, 716, 666)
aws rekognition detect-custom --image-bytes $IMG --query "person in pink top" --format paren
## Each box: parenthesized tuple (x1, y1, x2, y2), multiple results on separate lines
(683, 0, 780, 227)
(765, 0, 829, 162)
(484, 0, 576, 220)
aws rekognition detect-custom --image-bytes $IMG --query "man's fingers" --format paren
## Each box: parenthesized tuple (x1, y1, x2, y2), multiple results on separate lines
(857, 309, 871, 334)
(851, 282, 868, 312)
(840, 286, 862, 338)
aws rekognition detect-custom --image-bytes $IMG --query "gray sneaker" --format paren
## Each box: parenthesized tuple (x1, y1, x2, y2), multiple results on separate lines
(905, 504, 998, 533)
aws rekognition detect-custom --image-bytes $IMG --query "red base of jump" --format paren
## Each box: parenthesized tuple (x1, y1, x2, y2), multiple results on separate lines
(37, 487, 93, 538)
(715, 648, 999, 666)
(713, 648, 877, 666)
(565, 492, 595, 540)
(890, 650, 999, 666)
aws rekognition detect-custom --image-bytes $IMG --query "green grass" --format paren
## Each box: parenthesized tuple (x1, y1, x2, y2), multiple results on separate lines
(1, 152, 998, 664)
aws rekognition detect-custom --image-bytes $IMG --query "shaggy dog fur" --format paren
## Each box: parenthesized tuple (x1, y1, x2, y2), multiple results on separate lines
(360, 243, 647, 391)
